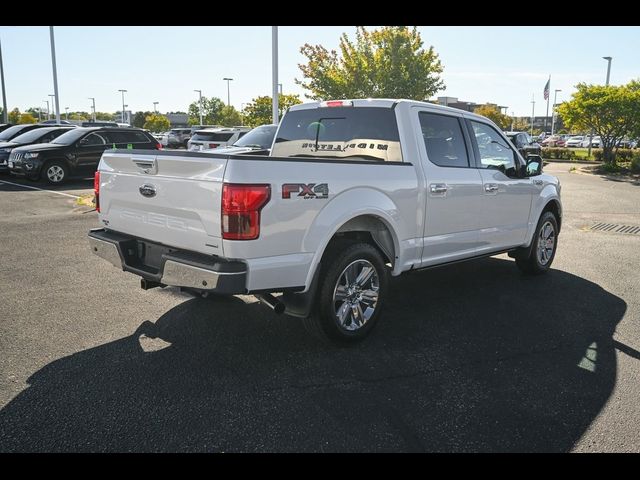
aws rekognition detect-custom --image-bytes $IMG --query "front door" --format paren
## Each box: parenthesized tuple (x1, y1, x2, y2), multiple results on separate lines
(467, 119, 535, 251)
(76, 132, 109, 170)
(416, 109, 485, 266)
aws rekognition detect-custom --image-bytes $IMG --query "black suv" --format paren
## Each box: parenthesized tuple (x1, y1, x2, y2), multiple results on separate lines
(504, 131, 542, 159)
(0, 126, 76, 174)
(8, 127, 160, 184)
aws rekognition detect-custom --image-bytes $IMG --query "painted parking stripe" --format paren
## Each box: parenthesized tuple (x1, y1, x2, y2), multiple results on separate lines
(0, 179, 80, 199)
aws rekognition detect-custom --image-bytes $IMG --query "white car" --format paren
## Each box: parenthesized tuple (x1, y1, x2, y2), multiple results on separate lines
(187, 127, 250, 151)
(565, 136, 585, 148)
(90, 99, 561, 343)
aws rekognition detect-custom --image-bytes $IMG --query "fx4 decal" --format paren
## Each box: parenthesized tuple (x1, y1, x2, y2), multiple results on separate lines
(282, 183, 329, 199)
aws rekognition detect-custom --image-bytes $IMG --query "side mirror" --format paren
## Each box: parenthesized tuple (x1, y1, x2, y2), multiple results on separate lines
(78, 138, 89, 146)
(526, 155, 543, 176)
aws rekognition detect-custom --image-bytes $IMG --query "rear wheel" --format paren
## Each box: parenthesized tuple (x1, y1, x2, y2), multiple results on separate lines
(43, 160, 69, 185)
(516, 211, 558, 275)
(303, 242, 389, 344)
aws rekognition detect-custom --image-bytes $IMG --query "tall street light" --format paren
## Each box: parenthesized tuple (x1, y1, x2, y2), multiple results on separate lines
(49, 94, 55, 120)
(551, 89, 561, 136)
(530, 96, 536, 137)
(603, 56, 612, 86)
(278, 83, 283, 96)
(0, 35, 7, 123)
(272, 26, 279, 124)
(118, 89, 127, 124)
(49, 27, 61, 124)
(65, 106, 69, 120)
(153, 101, 159, 113)
(194, 89, 203, 125)
(44, 100, 50, 120)
(88, 97, 96, 122)
(223, 78, 233, 107)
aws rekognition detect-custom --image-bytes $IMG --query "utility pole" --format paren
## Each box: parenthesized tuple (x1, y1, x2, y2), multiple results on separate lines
(49, 27, 61, 124)
(272, 26, 279, 124)
(0, 35, 7, 123)
(223, 78, 233, 107)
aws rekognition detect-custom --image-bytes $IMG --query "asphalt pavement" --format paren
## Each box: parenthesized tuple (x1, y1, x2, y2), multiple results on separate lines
(0, 164, 638, 452)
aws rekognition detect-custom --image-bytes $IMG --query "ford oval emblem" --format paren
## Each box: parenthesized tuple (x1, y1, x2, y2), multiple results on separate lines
(139, 184, 156, 198)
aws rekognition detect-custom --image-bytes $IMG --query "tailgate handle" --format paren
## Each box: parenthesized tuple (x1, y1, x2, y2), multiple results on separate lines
(132, 156, 157, 174)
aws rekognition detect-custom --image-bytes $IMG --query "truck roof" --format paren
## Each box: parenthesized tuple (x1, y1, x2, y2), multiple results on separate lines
(288, 98, 490, 122)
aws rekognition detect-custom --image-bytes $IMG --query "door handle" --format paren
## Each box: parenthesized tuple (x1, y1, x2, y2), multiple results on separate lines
(484, 183, 499, 193)
(430, 183, 448, 195)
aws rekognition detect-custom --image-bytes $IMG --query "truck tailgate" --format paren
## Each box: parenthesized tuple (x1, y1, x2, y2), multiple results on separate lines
(98, 150, 227, 256)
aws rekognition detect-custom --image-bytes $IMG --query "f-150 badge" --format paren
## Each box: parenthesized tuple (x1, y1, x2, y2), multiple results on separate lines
(282, 183, 329, 199)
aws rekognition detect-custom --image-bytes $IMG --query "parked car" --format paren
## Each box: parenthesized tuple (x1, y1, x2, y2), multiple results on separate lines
(8, 127, 161, 184)
(189, 125, 223, 135)
(165, 128, 192, 148)
(201, 124, 277, 155)
(0, 124, 52, 147)
(541, 135, 565, 147)
(81, 121, 120, 128)
(187, 127, 251, 151)
(565, 136, 585, 148)
(0, 126, 76, 174)
(504, 131, 542, 158)
(0, 123, 14, 133)
(90, 98, 561, 343)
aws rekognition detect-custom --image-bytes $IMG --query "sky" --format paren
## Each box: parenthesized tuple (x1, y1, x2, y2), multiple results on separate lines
(1, 26, 639, 118)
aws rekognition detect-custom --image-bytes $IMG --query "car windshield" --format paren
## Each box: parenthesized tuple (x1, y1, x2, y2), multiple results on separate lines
(232, 125, 277, 149)
(52, 128, 92, 145)
(192, 131, 234, 142)
(0, 125, 33, 141)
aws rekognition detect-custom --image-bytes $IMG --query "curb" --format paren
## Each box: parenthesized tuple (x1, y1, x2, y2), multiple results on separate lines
(542, 159, 602, 165)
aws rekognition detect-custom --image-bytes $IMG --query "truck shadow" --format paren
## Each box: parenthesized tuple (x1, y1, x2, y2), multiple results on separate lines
(0, 257, 626, 452)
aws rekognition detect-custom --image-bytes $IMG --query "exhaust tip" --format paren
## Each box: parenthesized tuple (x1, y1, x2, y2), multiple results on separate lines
(255, 293, 285, 315)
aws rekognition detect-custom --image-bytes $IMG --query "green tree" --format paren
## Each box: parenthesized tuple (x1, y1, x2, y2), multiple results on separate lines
(69, 112, 89, 121)
(95, 112, 114, 121)
(297, 26, 445, 101)
(557, 81, 640, 165)
(473, 104, 511, 130)
(218, 105, 242, 127)
(187, 96, 225, 125)
(132, 111, 152, 128)
(512, 117, 530, 131)
(8, 108, 21, 124)
(143, 113, 170, 132)
(17, 113, 37, 124)
(243, 94, 302, 127)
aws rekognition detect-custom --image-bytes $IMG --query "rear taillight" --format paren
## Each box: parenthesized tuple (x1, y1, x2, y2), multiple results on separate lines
(221, 183, 270, 240)
(209, 143, 219, 149)
(94, 170, 100, 213)
(155, 142, 162, 150)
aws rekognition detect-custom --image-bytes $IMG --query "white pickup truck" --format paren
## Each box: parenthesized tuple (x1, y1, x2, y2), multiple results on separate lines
(89, 99, 562, 343)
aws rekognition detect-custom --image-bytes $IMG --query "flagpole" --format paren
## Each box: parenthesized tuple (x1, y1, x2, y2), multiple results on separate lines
(544, 75, 550, 133)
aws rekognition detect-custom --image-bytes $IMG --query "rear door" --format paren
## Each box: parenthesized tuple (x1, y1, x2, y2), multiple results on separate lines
(466, 119, 535, 250)
(98, 151, 228, 256)
(76, 132, 109, 169)
(415, 108, 485, 265)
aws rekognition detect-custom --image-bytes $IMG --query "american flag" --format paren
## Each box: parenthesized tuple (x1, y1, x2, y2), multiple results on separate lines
(543, 78, 550, 100)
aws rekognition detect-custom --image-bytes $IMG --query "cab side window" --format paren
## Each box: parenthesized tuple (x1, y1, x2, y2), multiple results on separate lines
(419, 112, 470, 168)
(470, 121, 516, 171)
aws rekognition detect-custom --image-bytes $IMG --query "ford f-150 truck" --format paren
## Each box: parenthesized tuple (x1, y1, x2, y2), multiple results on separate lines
(88, 99, 562, 343)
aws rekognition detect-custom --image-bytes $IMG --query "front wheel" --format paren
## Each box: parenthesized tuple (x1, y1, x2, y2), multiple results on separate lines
(516, 211, 559, 275)
(303, 242, 389, 344)
(43, 160, 69, 185)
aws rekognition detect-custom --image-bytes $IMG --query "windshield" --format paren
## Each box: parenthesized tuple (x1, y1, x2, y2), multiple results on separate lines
(233, 125, 277, 149)
(192, 132, 234, 142)
(0, 125, 35, 141)
(271, 106, 402, 162)
(52, 128, 91, 145)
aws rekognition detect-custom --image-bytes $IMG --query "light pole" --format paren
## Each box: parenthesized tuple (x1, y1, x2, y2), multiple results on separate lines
(118, 89, 127, 124)
(153, 101, 159, 113)
(49, 94, 55, 120)
(222, 78, 233, 107)
(551, 89, 561, 136)
(65, 106, 69, 120)
(278, 83, 282, 96)
(0, 35, 7, 123)
(44, 100, 50, 120)
(272, 26, 279, 124)
(88, 97, 96, 122)
(530, 96, 535, 137)
(194, 89, 203, 125)
(603, 56, 612, 86)
(511, 111, 515, 132)
(49, 27, 61, 124)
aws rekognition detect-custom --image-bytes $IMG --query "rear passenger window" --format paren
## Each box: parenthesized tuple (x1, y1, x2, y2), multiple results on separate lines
(108, 131, 150, 143)
(419, 112, 469, 168)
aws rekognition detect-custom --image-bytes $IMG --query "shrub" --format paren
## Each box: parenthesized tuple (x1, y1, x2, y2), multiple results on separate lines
(631, 154, 640, 173)
(542, 148, 577, 160)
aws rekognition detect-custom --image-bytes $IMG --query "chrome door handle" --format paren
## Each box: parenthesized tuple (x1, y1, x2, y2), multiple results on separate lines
(430, 183, 448, 194)
(484, 183, 499, 193)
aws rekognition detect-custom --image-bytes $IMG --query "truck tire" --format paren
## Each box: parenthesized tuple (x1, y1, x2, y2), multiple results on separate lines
(303, 242, 389, 344)
(516, 211, 558, 275)
(43, 160, 69, 185)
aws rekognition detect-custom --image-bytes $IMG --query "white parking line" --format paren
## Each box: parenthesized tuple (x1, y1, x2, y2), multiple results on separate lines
(0, 179, 81, 199)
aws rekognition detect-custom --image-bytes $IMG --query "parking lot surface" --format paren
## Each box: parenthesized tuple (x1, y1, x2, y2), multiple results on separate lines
(0, 164, 638, 452)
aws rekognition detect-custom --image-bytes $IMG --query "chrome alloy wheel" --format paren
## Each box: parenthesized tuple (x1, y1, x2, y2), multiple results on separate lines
(332, 259, 380, 331)
(537, 221, 556, 265)
(47, 165, 65, 183)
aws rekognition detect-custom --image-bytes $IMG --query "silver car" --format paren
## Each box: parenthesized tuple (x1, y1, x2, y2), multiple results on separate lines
(187, 127, 251, 151)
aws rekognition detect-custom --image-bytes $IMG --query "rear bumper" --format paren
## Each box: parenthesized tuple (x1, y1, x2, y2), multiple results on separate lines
(88, 228, 247, 294)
